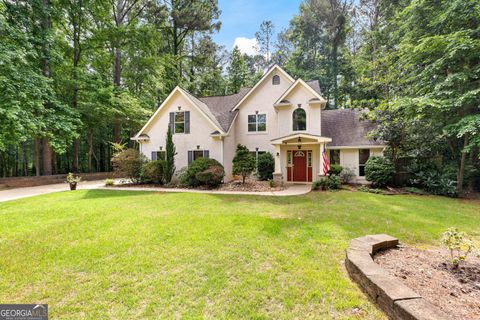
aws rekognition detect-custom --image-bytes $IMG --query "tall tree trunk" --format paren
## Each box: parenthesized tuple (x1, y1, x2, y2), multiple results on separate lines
(72, 140, 80, 172)
(22, 142, 28, 176)
(87, 129, 94, 172)
(112, 0, 123, 143)
(35, 137, 42, 176)
(42, 137, 53, 176)
(71, 0, 82, 172)
(41, 0, 53, 175)
(457, 133, 469, 194)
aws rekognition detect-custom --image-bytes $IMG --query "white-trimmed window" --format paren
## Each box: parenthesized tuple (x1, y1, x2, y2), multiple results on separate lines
(151, 151, 166, 161)
(169, 111, 190, 134)
(272, 75, 280, 85)
(292, 108, 306, 131)
(175, 112, 185, 133)
(359, 149, 370, 177)
(188, 150, 209, 165)
(248, 114, 267, 132)
(329, 150, 340, 165)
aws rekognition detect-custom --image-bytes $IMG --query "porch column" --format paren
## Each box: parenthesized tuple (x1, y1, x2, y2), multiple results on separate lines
(273, 144, 283, 185)
(273, 144, 281, 174)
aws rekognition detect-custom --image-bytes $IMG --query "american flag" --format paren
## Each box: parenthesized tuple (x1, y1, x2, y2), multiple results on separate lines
(322, 147, 330, 176)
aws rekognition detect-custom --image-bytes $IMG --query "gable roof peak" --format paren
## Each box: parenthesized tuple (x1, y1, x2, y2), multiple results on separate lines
(231, 64, 295, 111)
(274, 78, 326, 105)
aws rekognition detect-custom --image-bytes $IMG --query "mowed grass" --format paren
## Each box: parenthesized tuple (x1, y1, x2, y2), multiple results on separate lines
(0, 190, 479, 319)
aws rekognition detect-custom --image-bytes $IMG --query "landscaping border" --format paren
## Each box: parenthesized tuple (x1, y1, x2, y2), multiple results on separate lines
(345, 234, 450, 320)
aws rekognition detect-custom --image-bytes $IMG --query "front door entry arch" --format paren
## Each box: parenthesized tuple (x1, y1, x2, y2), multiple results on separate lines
(287, 150, 312, 182)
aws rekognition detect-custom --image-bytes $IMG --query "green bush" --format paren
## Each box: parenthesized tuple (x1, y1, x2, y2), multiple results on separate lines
(328, 164, 343, 176)
(312, 175, 341, 191)
(412, 170, 457, 197)
(111, 148, 146, 183)
(141, 160, 166, 184)
(257, 152, 275, 181)
(441, 228, 475, 267)
(182, 158, 224, 188)
(195, 165, 225, 188)
(232, 144, 256, 184)
(339, 167, 356, 184)
(104, 178, 114, 186)
(365, 156, 395, 187)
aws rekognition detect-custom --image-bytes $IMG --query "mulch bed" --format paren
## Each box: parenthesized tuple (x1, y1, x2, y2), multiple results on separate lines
(107, 176, 284, 192)
(374, 245, 480, 320)
(218, 177, 283, 192)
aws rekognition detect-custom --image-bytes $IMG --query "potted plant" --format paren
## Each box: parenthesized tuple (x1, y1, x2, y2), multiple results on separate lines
(66, 173, 81, 190)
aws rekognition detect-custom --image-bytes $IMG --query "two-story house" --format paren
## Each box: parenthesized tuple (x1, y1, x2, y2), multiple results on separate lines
(133, 65, 385, 184)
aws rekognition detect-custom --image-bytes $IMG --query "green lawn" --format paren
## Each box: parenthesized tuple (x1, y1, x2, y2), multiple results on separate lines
(0, 190, 478, 319)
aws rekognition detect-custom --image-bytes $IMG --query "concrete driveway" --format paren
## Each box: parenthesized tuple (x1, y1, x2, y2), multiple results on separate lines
(0, 181, 312, 203)
(0, 180, 105, 203)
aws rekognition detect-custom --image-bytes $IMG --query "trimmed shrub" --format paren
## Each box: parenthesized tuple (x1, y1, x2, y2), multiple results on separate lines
(195, 165, 225, 188)
(141, 160, 166, 184)
(182, 158, 224, 188)
(111, 148, 146, 183)
(257, 152, 275, 181)
(365, 156, 395, 187)
(328, 164, 343, 176)
(312, 175, 341, 191)
(340, 167, 356, 184)
(104, 178, 114, 186)
(232, 144, 256, 184)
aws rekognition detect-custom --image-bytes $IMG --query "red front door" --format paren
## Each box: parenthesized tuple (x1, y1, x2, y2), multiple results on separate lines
(293, 150, 307, 182)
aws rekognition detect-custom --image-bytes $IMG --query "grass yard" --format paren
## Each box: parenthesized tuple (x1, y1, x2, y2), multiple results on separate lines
(0, 190, 479, 319)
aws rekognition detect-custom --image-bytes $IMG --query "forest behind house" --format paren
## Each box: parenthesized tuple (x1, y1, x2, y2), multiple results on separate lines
(0, 0, 479, 194)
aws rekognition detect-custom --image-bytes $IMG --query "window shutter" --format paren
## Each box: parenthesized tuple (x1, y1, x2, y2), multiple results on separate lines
(188, 150, 193, 165)
(151, 151, 157, 161)
(203, 150, 209, 159)
(169, 112, 175, 132)
(184, 111, 190, 134)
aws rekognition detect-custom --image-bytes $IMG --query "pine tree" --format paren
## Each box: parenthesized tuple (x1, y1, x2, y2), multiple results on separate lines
(232, 144, 256, 184)
(164, 126, 176, 183)
(227, 46, 249, 94)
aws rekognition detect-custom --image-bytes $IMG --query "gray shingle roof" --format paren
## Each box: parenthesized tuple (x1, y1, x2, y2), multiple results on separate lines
(306, 80, 322, 95)
(321, 109, 385, 147)
(198, 87, 250, 132)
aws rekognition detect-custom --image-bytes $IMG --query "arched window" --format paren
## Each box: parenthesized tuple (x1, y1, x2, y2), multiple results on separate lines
(292, 108, 306, 131)
(272, 75, 280, 85)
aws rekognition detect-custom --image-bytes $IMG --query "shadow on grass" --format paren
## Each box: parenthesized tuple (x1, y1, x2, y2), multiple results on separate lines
(80, 188, 156, 200)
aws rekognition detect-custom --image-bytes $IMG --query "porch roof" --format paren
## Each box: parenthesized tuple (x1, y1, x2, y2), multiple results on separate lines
(271, 133, 332, 145)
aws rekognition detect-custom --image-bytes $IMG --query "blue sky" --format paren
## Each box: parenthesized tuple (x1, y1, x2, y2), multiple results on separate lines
(212, 0, 303, 54)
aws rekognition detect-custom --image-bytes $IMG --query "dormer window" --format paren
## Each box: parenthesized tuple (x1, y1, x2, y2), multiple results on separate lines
(292, 108, 306, 131)
(272, 75, 280, 85)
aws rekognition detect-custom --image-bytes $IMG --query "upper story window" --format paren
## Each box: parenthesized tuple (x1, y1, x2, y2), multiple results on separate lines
(272, 75, 280, 85)
(292, 108, 306, 131)
(248, 113, 266, 132)
(169, 111, 190, 134)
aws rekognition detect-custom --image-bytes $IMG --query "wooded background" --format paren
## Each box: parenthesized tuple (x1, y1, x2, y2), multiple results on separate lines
(0, 0, 479, 192)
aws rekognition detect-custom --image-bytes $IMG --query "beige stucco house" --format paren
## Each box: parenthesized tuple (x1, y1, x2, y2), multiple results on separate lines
(133, 65, 385, 184)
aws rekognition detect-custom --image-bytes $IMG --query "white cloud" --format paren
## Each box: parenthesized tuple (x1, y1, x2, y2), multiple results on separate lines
(232, 37, 258, 56)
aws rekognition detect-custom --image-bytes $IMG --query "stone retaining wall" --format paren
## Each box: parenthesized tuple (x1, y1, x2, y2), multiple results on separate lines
(0, 172, 113, 188)
(345, 234, 450, 320)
